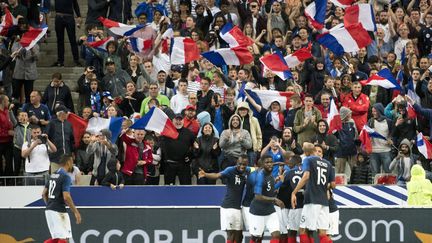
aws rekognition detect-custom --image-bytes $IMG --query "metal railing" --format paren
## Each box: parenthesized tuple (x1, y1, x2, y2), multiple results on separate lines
(0, 176, 46, 186)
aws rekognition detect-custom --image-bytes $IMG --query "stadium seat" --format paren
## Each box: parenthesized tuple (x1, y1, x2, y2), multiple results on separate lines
(335, 174, 347, 185)
(374, 174, 398, 185)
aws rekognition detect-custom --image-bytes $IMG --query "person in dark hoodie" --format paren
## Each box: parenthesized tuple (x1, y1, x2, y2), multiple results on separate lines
(350, 152, 372, 184)
(367, 103, 394, 177)
(192, 123, 221, 184)
(305, 58, 326, 97)
(311, 120, 339, 166)
(391, 100, 417, 147)
(389, 139, 420, 186)
(102, 158, 125, 189)
(42, 73, 74, 114)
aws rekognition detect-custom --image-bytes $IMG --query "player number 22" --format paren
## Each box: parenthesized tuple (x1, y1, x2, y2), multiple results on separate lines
(48, 180, 57, 199)
(317, 167, 327, 185)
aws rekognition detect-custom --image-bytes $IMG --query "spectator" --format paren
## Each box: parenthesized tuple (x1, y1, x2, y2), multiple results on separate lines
(284, 94, 302, 128)
(170, 78, 189, 114)
(219, 114, 252, 170)
(350, 152, 371, 184)
(280, 127, 303, 155)
(46, 105, 74, 173)
(160, 113, 195, 185)
(390, 139, 420, 186)
(75, 132, 93, 175)
(367, 103, 393, 177)
(311, 120, 339, 166)
(119, 81, 145, 117)
(21, 125, 57, 185)
(11, 110, 31, 176)
(335, 107, 358, 179)
(145, 134, 161, 185)
(66, 158, 81, 185)
(102, 158, 125, 189)
(42, 73, 75, 114)
(51, 0, 81, 67)
(391, 100, 417, 146)
(87, 129, 119, 185)
(342, 81, 370, 132)
(407, 164, 432, 206)
(83, 78, 103, 117)
(77, 68, 97, 113)
(208, 93, 233, 135)
(0, 95, 14, 179)
(197, 77, 214, 113)
(22, 91, 51, 130)
(235, 101, 262, 166)
(293, 94, 322, 146)
(101, 58, 132, 98)
(260, 136, 285, 178)
(79, 27, 103, 78)
(183, 105, 200, 136)
(140, 83, 170, 115)
(192, 123, 221, 184)
(11, 42, 38, 104)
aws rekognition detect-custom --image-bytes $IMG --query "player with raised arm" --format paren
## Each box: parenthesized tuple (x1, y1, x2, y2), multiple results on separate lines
(42, 154, 81, 243)
(249, 154, 285, 243)
(199, 155, 252, 243)
(291, 143, 335, 243)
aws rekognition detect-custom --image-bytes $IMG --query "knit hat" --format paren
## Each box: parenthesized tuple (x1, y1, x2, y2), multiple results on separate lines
(340, 107, 352, 121)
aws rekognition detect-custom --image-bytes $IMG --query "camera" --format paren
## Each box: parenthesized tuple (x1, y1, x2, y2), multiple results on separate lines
(38, 135, 47, 144)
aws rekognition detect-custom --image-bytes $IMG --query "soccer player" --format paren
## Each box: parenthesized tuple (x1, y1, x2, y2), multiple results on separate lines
(241, 159, 262, 232)
(249, 154, 285, 243)
(199, 155, 252, 243)
(42, 154, 81, 243)
(291, 143, 335, 243)
(284, 155, 304, 243)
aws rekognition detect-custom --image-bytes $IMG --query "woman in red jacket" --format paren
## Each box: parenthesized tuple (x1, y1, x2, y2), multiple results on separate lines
(0, 95, 13, 181)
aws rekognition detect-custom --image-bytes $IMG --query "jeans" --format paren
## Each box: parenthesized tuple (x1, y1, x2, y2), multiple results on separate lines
(24, 171, 48, 185)
(370, 151, 392, 177)
(55, 15, 79, 63)
(164, 162, 191, 185)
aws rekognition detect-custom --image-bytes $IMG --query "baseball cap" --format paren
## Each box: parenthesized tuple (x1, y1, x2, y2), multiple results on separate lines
(55, 105, 68, 113)
(105, 58, 115, 65)
(185, 105, 196, 110)
(174, 113, 184, 119)
(102, 91, 114, 100)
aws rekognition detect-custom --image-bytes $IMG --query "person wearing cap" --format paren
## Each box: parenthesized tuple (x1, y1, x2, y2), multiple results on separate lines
(139, 83, 170, 115)
(101, 57, 131, 98)
(46, 105, 75, 173)
(342, 81, 370, 132)
(160, 113, 196, 185)
(42, 72, 75, 114)
(183, 105, 200, 136)
(335, 106, 358, 180)
(195, 3, 213, 37)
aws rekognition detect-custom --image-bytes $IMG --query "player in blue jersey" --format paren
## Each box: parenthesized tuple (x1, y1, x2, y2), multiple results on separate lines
(199, 155, 251, 243)
(249, 154, 285, 243)
(291, 143, 335, 243)
(42, 155, 81, 243)
(241, 158, 262, 232)
(281, 155, 304, 243)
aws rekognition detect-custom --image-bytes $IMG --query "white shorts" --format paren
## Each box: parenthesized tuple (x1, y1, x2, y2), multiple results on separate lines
(242, 207, 251, 231)
(300, 204, 330, 231)
(220, 208, 243, 230)
(287, 208, 303, 231)
(249, 212, 280, 236)
(275, 206, 289, 234)
(45, 210, 72, 239)
(328, 210, 340, 236)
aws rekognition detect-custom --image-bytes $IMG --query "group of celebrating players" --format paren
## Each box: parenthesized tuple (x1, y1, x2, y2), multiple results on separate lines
(199, 142, 338, 243)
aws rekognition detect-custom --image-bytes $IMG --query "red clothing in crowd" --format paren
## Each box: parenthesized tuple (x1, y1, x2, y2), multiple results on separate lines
(183, 117, 200, 136)
(121, 134, 153, 179)
(342, 92, 370, 132)
(0, 108, 13, 143)
(315, 104, 330, 120)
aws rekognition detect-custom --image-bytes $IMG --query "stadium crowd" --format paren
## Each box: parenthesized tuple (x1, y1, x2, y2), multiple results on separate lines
(0, 0, 432, 188)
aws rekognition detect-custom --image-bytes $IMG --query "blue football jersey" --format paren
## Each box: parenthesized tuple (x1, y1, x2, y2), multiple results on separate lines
(249, 170, 277, 216)
(45, 168, 71, 213)
(220, 166, 251, 209)
(302, 156, 335, 206)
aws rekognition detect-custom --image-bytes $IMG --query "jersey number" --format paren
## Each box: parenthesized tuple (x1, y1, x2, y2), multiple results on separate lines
(48, 180, 56, 199)
(317, 167, 327, 185)
(292, 175, 302, 185)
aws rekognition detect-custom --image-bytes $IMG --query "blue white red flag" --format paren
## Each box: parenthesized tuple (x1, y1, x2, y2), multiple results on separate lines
(284, 46, 313, 68)
(0, 8, 17, 36)
(20, 25, 48, 50)
(417, 133, 432, 159)
(260, 52, 292, 80)
(98, 17, 143, 36)
(329, 0, 354, 8)
(129, 37, 153, 53)
(86, 117, 125, 143)
(344, 4, 376, 31)
(220, 23, 254, 47)
(201, 46, 253, 66)
(170, 37, 201, 64)
(361, 68, 402, 90)
(305, 0, 327, 29)
(88, 36, 115, 52)
(130, 107, 179, 139)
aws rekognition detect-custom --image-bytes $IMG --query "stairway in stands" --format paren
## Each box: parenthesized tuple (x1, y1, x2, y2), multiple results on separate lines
(36, 0, 141, 112)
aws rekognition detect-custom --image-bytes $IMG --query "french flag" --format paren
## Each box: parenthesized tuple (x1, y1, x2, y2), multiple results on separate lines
(305, 0, 327, 30)
(98, 17, 143, 36)
(0, 8, 18, 35)
(259, 52, 292, 80)
(316, 23, 372, 56)
(67, 113, 89, 148)
(19, 25, 48, 50)
(359, 125, 387, 153)
(201, 46, 253, 66)
(220, 22, 254, 47)
(284, 46, 313, 68)
(329, 0, 354, 8)
(417, 133, 432, 159)
(87, 36, 115, 52)
(344, 4, 376, 32)
(86, 117, 125, 143)
(238, 88, 294, 111)
(129, 37, 153, 53)
(361, 68, 402, 90)
(327, 98, 342, 134)
(170, 37, 201, 65)
(130, 107, 179, 139)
